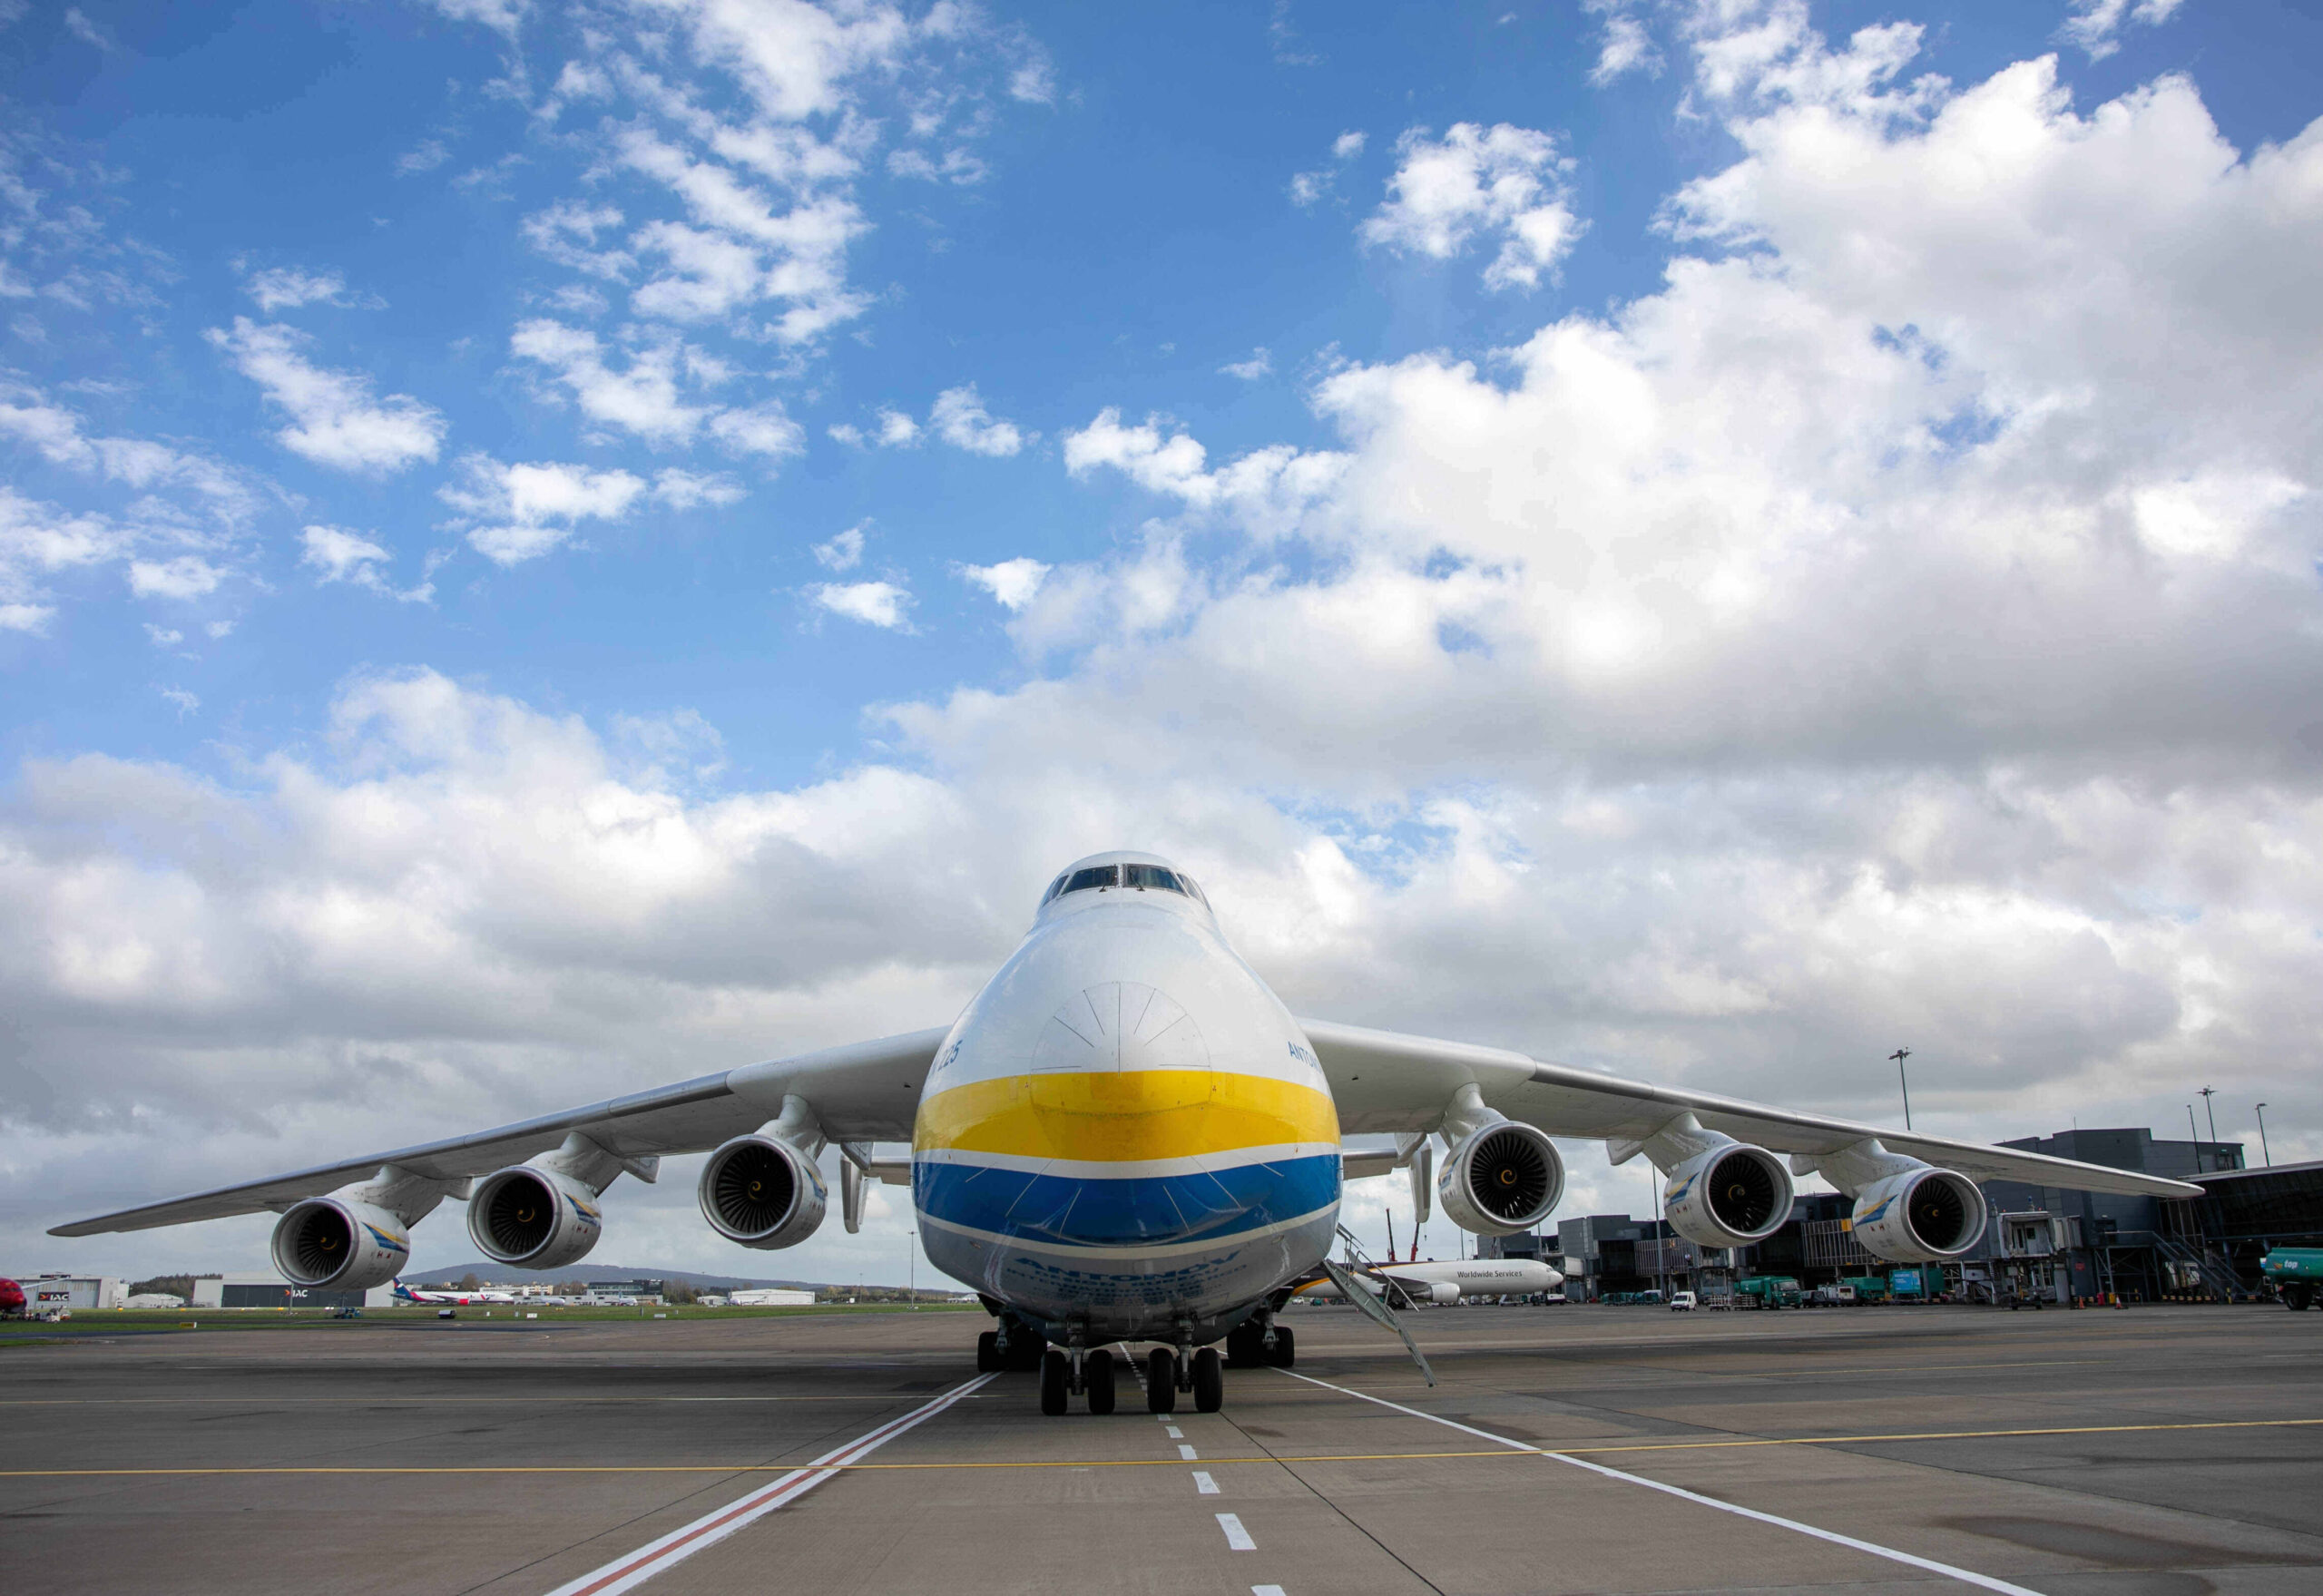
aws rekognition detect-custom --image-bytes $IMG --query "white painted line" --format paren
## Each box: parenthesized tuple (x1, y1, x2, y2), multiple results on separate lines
(1178, 1444, 1199, 1461)
(1165, 1425, 1184, 1438)
(1192, 1469, 1220, 1494)
(543, 1374, 995, 1596)
(1217, 1512, 1256, 1551)
(1252, 1587, 1288, 1596)
(1281, 1371, 2044, 1596)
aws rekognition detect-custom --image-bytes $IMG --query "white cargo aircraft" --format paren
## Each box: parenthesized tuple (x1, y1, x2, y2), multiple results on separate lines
(54, 850, 2199, 1415)
(1292, 1255, 1563, 1305)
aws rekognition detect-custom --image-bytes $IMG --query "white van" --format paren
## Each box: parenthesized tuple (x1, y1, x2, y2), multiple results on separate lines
(1669, 1290, 1697, 1312)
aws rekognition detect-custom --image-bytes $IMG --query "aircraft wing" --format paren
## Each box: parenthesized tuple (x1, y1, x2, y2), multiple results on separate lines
(48, 1027, 948, 1237)
(1299, 1016, 2202, 1199)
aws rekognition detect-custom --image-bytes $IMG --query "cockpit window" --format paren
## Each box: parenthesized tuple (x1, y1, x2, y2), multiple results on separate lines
(1062, 864, 1120, 895)
(1122, 863, 1184, 895)
(1040, 873, 1070, 905)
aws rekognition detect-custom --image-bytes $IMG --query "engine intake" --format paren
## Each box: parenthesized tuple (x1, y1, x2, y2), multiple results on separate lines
(699, 1134, 828, 1250)
(467, 1166, 603, 1269)
(1438, 1121, 1563, 1236)
(1665, 1143, 1794, 1249)
(1851, 1167, 1987, 1263)
(270, 1197, 410, 1291)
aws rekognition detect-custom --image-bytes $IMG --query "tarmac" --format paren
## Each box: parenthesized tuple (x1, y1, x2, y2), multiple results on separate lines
(5, 1302, 2320, 1595)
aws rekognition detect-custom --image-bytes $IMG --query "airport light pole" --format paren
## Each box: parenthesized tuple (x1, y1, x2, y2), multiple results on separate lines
(2187, 1104, 2203, 1172)
(2199, 1086, 2220, 1161)
(1889, 1048, 1913, 1131)
(2256, 1102, 2271, 1167)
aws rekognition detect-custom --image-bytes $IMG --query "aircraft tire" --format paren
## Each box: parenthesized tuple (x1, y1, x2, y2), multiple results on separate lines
(1265, 1326, 1295, 1368)
(1223, 1321, 1264, 1367)
(976, 1330, 1001, 1372)
(1085, 1348, 1116, 1414)
(1146, 1348, 1177, 1413)
(1040, 1349, 1069, 1415)
(1008, 1331, 1045, 1372)
(1191, 1346, 1223, 1413)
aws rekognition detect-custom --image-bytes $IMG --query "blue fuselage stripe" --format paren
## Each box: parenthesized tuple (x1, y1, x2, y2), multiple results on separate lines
(916, 1152, 1340, 1251)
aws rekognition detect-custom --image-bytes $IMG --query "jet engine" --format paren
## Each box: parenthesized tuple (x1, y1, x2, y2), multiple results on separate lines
(1425, 1280, 1460, 1305)
(467, 1165, 604, 1270)
(271, 1196, 411, 1291)
(699, 1133, 828, 1249)
(1850, 1167, 1987, 1263)
(1437, 1120, 1563, 1237)
(1664, 1143, 1794, 1249)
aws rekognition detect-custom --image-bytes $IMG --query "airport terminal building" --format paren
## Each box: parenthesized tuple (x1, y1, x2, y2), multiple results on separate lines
(1517, 1126, 2323, 1305)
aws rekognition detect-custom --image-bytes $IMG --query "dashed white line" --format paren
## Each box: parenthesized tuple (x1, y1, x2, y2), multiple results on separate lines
(1217, 1512, 1256, 1551)
(1178, 1444, 1198, 1461)
(1192, 1470, 1220, 1494)
(1280, 1370, 2045, 1596)
(1252, 1587, 1288, 1596)
(541, 1374, 995, 1596)
(1165, 1425, 1185, 1438)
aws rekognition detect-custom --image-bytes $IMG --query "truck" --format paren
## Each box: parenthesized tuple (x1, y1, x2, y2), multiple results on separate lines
(2264, 1248, 2323, 1310)
(1840, 1275, 1890, 1305)
(1734, 1276, 1801, 1308)
(1887, 1268, 1926, 1302)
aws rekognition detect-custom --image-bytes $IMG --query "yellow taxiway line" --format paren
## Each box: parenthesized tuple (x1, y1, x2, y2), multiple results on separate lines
(5, 1415, 2319, 1477)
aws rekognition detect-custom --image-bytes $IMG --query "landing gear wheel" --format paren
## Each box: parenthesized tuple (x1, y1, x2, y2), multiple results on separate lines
(976, 1330, 1001, 1373)
(1265, 1325, 1295, 1368)
(1224, 1321, 1265, 1368)
(1191, 1346, 1223, 1413)
(1040, 1349, 1069, 1415)
(1085, 1348, 1116, 1415)
(1008, 1332, 1044, 1372)
(1146, 1347, 1178, 1414)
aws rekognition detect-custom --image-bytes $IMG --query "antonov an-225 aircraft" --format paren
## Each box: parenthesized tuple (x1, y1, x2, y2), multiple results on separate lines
(56, 850, 2200, 1415)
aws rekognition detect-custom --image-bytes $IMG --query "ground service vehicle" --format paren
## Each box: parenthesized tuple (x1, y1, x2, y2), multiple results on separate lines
(2265, 1248, 2323, 1309)
(53, 850, 2201, 1416)
(1737, 1276, 1802, 1307)
(1669, 1290, 1696, 1311)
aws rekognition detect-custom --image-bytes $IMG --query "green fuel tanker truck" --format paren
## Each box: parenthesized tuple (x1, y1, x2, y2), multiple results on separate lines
(2263, 1248, 2323, 1310)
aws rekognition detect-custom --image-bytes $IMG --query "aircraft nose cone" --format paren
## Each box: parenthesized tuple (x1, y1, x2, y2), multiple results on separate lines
(1032, 981, 1211, 1092)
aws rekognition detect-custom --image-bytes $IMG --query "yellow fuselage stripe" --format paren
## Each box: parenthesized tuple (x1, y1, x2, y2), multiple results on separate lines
(915, 1071, 1338, 1163)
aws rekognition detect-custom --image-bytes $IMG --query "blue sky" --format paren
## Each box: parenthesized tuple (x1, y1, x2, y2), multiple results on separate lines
(5, 0, 2321, 1279)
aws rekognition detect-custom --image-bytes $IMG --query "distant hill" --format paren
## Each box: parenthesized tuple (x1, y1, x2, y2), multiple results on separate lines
(404, 1262, 829, 1291)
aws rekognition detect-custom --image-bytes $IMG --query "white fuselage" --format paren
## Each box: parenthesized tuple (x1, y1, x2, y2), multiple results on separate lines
(1297, 1257, 1564, 1301)
(911, 858, 1341, 1342)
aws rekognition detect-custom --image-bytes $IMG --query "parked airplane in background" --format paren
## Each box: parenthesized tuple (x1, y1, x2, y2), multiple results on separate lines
(55, 850, 2200, 1416)
(0, 1277, 23, 1319)
(391, 1280, 515, 1306)
(1294, 1255, 1563, 1305)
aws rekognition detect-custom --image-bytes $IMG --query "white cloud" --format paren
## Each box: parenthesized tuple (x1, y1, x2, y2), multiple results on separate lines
(1062, 408, 1346, 527)
(1290, 128, 1368, 208)
(397, 139, 452, 176)
(209, 318, 446, 474)
(128, 555, 225, 601)
(157, 685, 199, 717)
(509, 318, 704, 444)
(707, 400, 806, 459)
(424, 0, 528, 41)
(2060, 0, 2184, 62)
(63, 6, 112, 49)
(439, 455, 648, 565)
(653, 468, 745, 510)
(813, 524, 866, 571)
(810, 579, 913, 630)
(958, 556, 1048, 610)
(1584, 3, 1662, 85)
(876, 408, 921, 446)
(1332, 131, 1367, 160)
(0, 485, 135, 632)
(0, 381, 258, 521)
(1361, 122, 1584, 290)
(242, 266, 376, 313)
(300, 524, 435, 602)
(929, 384, 1026, 456)
(143, 624, 182, 647)
(521, 202, 634, 281)
(1219, 347, 1272, 382)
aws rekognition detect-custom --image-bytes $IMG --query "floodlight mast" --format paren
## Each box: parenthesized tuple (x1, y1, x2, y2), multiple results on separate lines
(1889, 1048, 1913, 1131)
(2257, 1102, 2271, 1168)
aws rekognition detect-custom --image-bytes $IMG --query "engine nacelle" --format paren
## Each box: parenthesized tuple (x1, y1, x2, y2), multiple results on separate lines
(699, 1134, 828, 1250)
(1851, 1167, 1987, 1263)
(1426, 1280, 1461, 1305)
(468, 1166, 604, 1269)
(1438, 1121, 1563, 1237)
(1664, 1143, 1794, 1249)
(271, 1197, 411, 1290)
